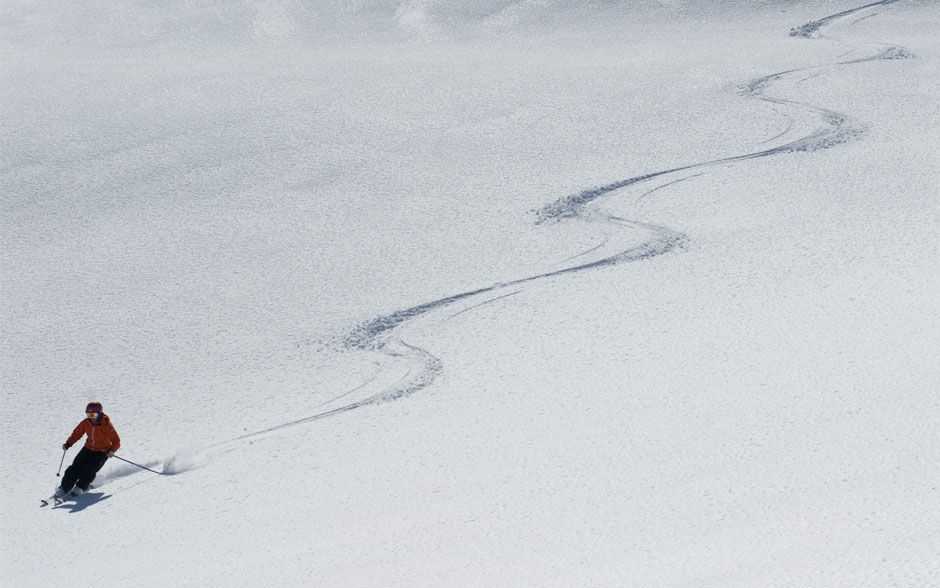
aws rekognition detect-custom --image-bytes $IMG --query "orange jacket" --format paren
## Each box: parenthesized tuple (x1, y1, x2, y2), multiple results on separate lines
(66, 414, 121, 453)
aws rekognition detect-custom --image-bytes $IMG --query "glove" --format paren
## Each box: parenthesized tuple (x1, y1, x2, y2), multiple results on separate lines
(62, 443, 71, 450)
(107, 450, 115, 458)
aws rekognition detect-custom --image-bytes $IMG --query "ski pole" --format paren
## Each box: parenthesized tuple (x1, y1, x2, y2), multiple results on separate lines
(112, 455, 167, 476)
(56, 448, 66, 477)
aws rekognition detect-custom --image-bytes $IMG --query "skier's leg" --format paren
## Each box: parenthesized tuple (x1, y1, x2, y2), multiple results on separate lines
(70, 449, 96, 491)
(59, 463, 79, 493)
(60, 449, 90, 493)
(85, 452, 109, 489)
(77, 451, 108, 491)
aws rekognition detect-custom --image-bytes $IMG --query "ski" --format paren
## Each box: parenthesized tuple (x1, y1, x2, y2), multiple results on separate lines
(41, 496, 75, 507)
(41, 489, 82, 507)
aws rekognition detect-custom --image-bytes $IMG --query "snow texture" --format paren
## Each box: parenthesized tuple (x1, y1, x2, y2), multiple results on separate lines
(2, 0, 939, 585)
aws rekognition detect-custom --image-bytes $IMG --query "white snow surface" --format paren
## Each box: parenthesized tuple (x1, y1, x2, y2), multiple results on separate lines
(2, 0, 939, 585)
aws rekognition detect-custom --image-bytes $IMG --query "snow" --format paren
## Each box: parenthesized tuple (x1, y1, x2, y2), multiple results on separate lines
(2, 0, 938, 585)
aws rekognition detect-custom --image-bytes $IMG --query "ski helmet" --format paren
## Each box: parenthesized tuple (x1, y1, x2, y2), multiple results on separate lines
(85, 401, 103, 414)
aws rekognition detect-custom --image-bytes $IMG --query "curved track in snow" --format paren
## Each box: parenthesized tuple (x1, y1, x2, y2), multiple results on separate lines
(212, 0, 915, 451)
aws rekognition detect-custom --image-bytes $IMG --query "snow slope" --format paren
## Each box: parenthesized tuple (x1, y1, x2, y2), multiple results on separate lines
(2, 0, 938, 585)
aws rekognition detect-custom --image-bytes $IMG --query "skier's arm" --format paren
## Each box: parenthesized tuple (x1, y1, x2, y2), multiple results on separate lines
(64, 421, 86, 448)
(109, 424, 121, 453)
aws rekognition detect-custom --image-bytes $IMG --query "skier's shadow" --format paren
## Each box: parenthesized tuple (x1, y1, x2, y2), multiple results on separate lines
(60, 492, 111, 513)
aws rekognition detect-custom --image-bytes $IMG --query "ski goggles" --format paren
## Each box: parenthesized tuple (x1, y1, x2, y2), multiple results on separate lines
(86, 412, 99, 419)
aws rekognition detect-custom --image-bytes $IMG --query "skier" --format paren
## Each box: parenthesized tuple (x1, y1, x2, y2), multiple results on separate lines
(56, 402, 120, 499)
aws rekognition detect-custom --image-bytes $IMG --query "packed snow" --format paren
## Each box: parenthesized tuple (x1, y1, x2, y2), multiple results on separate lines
(2, 0, 938, 585)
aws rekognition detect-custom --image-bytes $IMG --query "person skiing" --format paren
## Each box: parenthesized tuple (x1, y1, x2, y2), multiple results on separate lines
(56, 402, 120, 499)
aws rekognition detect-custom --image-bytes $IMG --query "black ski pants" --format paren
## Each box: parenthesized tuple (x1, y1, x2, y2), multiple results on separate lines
(61, 447, 108, 492)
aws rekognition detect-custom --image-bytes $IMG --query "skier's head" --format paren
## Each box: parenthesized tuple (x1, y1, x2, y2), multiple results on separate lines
(85, 401, 103, 420)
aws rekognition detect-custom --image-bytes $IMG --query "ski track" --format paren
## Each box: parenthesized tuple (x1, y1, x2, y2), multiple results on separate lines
(788, 0, 900, 39)
(558, 234, 611, 264)
(442, 290, 523, 322)
(161, 0, 915, 465)
(635, 174, 706, 204)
